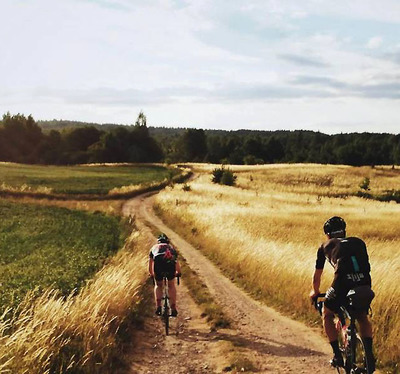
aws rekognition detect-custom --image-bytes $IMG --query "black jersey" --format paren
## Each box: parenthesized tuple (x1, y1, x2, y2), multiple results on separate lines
(149, 243, 178, 264)
(315, 237, 371, 292)
(149, 243, 178, 281)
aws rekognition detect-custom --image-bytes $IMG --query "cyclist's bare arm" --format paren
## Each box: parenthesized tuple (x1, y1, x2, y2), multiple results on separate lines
(175, 260, 182, 275)
(149, 258, 154, 277)
(310, 268, 323, 299)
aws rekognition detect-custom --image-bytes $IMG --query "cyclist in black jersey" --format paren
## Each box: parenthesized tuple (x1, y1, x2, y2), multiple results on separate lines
(149, 233, 181, 317)
(310, 216, 376, 372)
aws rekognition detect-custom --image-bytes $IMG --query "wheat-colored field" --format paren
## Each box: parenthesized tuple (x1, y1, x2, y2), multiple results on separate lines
(0, 229, 149, 374)
(156, 164, 400, 370)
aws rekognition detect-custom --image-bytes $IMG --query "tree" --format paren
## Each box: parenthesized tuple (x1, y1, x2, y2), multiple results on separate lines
(0, 113, 44, 163)
(264, 136, 284, 163)
(178, 129, 208, 162)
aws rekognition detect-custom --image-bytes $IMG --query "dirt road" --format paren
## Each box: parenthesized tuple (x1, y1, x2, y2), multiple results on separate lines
(122, 192, 333, 373)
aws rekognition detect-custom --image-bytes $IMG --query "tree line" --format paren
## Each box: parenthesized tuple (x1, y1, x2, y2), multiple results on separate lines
(152, 127, 400, 166)
(1, 113, 399, 166)
(0, 113, 162, 164)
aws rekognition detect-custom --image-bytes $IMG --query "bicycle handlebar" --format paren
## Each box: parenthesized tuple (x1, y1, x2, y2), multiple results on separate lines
(312, 293, 326, 315)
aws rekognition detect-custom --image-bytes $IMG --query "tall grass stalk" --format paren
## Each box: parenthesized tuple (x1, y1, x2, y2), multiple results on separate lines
(0, 230, 150, 373)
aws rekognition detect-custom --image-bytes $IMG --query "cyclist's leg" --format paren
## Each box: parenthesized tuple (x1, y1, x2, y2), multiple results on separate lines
(357, 312, 372, 337)
(168, 279, 177, 308)
(324, 291, 345, 367)
(164, 263, 177, 310)
(356, 312, 375, 372)
(323, 304, 338, 341)
(154, 279, 163, 315)
(154, 262, 165, 310)
(154, 280, 163, 306)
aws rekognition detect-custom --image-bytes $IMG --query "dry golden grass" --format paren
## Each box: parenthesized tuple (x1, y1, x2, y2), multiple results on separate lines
(155, 164, 400, 370)
(0, 228, 151, 373)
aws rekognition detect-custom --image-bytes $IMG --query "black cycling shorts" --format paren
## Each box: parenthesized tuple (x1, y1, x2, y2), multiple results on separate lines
(325, 286, 372, 315)
(154, 261, 176, 281)
(324, 295, 347, 314)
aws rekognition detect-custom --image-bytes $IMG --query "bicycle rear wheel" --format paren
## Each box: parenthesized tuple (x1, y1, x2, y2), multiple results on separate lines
(335, 320, 348, 374)
(349, 334, 369, 374)
(164, 310, 169, 335)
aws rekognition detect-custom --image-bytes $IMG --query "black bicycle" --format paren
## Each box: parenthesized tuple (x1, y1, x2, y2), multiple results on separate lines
(314, 293, 372, 374)
(158, 273, 180, 336)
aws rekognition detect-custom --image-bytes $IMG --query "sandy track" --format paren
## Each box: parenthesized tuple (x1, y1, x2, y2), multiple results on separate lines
(122, 193, 334, 373)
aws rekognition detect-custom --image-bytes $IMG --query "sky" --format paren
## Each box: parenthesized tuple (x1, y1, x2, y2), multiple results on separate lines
(1, 0, 400, 133)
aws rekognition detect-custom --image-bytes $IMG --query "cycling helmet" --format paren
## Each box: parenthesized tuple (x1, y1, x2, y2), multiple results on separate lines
(157, 233, 169, 243)
(323, 216, 346, 236)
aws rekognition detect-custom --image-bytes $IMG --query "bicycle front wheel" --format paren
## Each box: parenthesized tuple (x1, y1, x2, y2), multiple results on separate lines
(164, 308, 169, 335)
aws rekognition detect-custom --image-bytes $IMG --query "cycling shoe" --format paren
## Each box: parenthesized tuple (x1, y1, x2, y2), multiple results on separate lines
(171, 309, 178, 317)
(330, 355, 344, 368)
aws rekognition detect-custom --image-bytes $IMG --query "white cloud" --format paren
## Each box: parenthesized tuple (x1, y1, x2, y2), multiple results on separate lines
(367, 36, 383, 49)
(1, 0, 400, 133)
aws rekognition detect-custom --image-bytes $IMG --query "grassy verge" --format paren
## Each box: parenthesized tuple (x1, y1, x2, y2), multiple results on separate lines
(356, 189, 400, 203)
(217, 340, 258, 373)
(179, 256, 230, 330)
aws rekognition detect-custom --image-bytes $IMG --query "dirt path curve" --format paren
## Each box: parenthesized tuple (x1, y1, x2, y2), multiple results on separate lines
(122, 192, 333, 373)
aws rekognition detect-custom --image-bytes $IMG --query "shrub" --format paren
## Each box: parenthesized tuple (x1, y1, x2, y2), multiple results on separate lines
(211, 167, 225, 184)
(220, 170, 237, 186)
(359, 177, 370, 191)
(212, 166, 237, 186)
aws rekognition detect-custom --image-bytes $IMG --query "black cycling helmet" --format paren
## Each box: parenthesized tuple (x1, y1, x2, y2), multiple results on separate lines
(323, 216, 346, 237)
(157, 233, 169, 243)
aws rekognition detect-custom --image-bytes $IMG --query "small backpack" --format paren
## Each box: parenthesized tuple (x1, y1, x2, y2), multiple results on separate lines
(163, 246, 174, 261)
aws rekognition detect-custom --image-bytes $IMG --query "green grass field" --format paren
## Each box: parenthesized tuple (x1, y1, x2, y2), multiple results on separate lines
(0, 163, 173, 195)
(0, 200, 126, 314)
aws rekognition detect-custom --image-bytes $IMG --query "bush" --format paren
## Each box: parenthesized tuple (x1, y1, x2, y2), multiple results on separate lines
(211, 167, 225, 184)
(212, 166, 237, 186)
(359, 177, 370, 191)
(221, 170, 237, 186)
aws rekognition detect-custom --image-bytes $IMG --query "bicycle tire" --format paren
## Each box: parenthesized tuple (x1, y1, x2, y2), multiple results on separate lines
(164, 308, 169, 335)
(349, 334, 369, 374)
(336, 320, 348, 374)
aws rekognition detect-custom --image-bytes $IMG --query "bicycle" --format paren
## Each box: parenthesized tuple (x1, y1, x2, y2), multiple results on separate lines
(313, 293, 373, 374)
(156, 273, 180, 336)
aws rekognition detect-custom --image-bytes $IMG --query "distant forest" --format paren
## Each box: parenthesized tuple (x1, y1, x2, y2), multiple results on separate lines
(1, 113, 399, 166)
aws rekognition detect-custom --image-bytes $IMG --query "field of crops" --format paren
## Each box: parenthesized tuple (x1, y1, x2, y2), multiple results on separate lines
(155, 164, 400, 371)
(0, 200, 125, 314)
(0, 162, 173, 195)
(0, 161, 171, 373)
